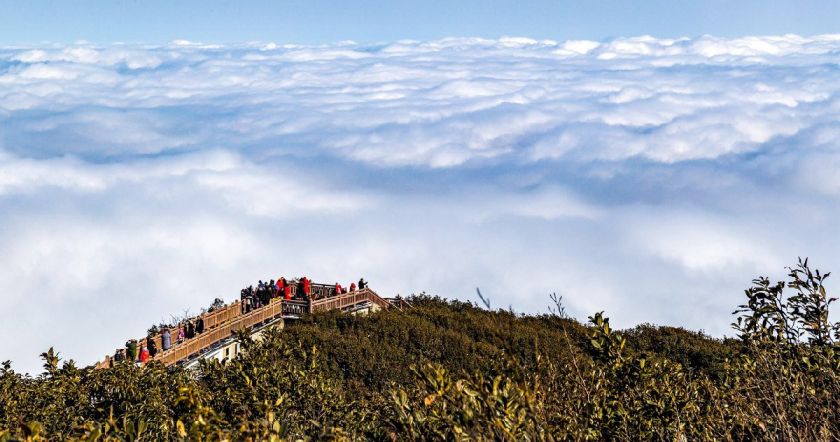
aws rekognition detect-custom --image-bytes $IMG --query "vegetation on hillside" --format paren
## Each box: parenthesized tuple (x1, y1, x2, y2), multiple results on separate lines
(2, 258, 839, 440)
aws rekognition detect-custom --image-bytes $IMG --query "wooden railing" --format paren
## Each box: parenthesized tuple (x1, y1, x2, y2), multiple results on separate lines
(385, 297, 413, 310)
(310, 283, 336, 300)
(153, 299, 285, 366)
(95, 286, 403, 369)
(202, 301, 243, 330)
(96, 299, 278, 369)
(129, 301, 244, 368)
(282, 299, 309, 316)
(310, 288, 391, 312)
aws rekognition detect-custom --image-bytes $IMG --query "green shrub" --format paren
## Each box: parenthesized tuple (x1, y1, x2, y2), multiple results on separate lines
(2, 259, 839, 440)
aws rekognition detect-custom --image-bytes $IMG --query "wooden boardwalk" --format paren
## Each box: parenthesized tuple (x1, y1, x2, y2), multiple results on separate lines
(95, 287, 407, 369)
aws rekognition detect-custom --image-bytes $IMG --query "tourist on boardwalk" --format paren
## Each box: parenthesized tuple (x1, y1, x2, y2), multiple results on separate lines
(284, 283, 292, 300)
(358, 278, 367, 290)
(126, 339, 138, 362)
(256, 281, 265, 306)
(139, 345, 150, 364)
(299, 276, 312, 299)
(242, 286, 254, 313)
(196, 317, 205, 334)
(277, 277, 286, 298)
(350, 282, 356, 292)
(178, 324, 185, 343)
(114, 348, 126, 363)
(161, 328, 172, 351)
(335, 282, 342, 296)
(186, 320, 196, 339)
(261, 284, 271, 306)
(147, 335, 158, 357)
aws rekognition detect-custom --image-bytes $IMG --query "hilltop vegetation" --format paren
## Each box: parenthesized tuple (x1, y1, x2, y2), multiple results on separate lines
(2, 259, 840, 440)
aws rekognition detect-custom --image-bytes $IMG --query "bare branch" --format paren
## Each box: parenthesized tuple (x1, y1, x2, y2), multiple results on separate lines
(476, 287, 491, 310)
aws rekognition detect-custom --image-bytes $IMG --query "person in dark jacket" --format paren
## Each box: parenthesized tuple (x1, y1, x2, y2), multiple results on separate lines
(126, 339, 138, 362)
(147, 336, 158, 357)
(185, 320, 195, 339)
(196, 317, 205, 334)
(114, 348, 126, 362)
(358, 278, 367, 290)
(161, 329, 172, 351)
(260, 285, 270, 306)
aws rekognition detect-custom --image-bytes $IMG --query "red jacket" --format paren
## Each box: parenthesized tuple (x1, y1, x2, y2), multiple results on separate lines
(139, 348, 150, 363)
(284, 285, 292, 300)
(303, 278, 311, 295)
(350, 283, 356, 292)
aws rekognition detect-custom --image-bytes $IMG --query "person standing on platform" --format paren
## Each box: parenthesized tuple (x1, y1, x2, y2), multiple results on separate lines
(277, 277, 286, 298)
(148, 335, 158, 357)
(161, 328, 172, 351)
(186, 320, 195, 339)
(126, 339, 138, 362)
(299, 276, 312, 300)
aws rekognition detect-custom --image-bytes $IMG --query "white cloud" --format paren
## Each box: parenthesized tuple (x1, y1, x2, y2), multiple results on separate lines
(2, 35, 840, 373)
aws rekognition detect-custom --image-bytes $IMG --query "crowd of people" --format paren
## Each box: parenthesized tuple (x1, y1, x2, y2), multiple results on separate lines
(106, 276, 370, 367)
(110, 315, 206, 366)
(239, 276, 368, 313)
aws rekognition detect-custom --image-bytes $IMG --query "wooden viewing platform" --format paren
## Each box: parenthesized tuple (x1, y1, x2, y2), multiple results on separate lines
(95, 287, 409, 369)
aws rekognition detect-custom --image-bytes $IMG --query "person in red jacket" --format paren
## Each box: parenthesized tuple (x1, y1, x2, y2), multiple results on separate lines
(350, 282, 356, 292)
(303, 277, 312, 298)
(277, 277, 286, 298)
(284, 284, 292, 300)
(334, 282, 342, 296)
(139, 345, 150, 364)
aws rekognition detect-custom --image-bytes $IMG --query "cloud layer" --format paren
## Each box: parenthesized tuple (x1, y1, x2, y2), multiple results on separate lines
(2, 35, 840, 373)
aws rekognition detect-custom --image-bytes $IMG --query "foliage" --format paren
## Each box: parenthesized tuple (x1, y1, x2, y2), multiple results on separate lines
(2, 258, 840, 440)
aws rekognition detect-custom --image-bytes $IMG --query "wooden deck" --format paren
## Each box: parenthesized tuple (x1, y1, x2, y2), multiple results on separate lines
(95, 287, 402, 369)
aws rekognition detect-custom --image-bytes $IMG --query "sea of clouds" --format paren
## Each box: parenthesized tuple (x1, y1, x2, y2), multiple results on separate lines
(2, 34, 840, 373)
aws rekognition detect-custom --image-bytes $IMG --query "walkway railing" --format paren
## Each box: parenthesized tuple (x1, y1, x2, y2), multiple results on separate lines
(385, 297, 413, 310)
(153, 299, 284, 366)
(95, 287, 401, 369)
(310, 288, 392, 312)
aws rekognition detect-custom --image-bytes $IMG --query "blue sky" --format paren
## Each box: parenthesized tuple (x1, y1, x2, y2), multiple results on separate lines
(1, 0, 838, 44)
(1, 2, 840, 373)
